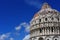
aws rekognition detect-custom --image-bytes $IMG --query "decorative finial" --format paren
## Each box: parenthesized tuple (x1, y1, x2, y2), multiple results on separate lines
(42, 2, 51, 9)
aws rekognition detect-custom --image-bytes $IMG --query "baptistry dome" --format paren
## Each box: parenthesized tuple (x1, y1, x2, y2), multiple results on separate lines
(30, 3, 60, 40)
(30, 3, 60, 25)
(33, 3, 59, 19)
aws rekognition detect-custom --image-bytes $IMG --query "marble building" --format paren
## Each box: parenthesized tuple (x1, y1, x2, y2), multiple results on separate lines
(30, 3, 60, 40)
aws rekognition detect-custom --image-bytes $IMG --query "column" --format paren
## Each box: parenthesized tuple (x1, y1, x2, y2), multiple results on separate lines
(42, 28, 43, 35)
(56, 27, 58, 34)
(48, 27, 49, 34)
(45, 27, 46, 35)
(58, 27, 59, 34)
(44, 27, 45, 35)
(59, 27, 60, 34)
(43, 28, 44, 35)
(53, 27, 54, 34)
(54, 27, 56, 34)
(49, 27, 50, 34)
(50, 27, 51, 34)
(54, 27, 55, 34)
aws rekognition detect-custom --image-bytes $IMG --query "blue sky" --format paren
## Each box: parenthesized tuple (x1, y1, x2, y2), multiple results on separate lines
(0, 0, 60, 40)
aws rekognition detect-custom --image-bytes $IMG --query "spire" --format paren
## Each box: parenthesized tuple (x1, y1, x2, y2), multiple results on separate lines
(41, 2, 51, 9)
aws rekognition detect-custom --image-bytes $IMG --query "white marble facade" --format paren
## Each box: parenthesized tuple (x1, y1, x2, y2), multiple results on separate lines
(30, 3, 60, 40)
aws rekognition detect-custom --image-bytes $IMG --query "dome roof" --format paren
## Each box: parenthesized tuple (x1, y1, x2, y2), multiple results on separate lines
(33, 3, 59, 18)
(41, 2, 51, 9)
(34, 13, 39, 18)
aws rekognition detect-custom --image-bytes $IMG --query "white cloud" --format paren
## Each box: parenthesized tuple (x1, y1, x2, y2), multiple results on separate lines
(15, 22, 30, 32)
(15, 26, 21, 31)
(20, 22, 26, 26)
(0, 22, 30, 40)
(0, 34, 6, 40)
(25, 25, 30, 32)
(10, 38, 14, 40)
(25, 0, 42, 9)
(0, 33, 11, 40)
(23, 34, 30, 40)
(21, 22, 30, 32)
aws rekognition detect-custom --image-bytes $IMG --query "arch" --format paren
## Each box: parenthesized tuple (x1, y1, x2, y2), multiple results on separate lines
(52, 36, 59, 40)
(45, 36, 51, 40)
(38, 37, 44, 40)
